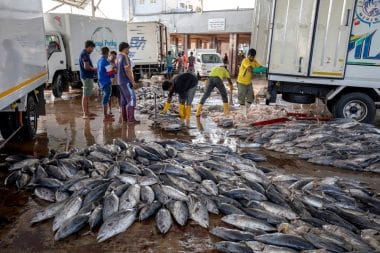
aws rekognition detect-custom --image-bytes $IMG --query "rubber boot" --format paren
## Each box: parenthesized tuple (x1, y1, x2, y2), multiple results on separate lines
(223, 103, 229, 115)
(127, 106, 140, 124)
(185, 105, 191, 121)
(121, 106, 128, 122)
(178, 103, 185, 120)
(195, 104, 203, 117)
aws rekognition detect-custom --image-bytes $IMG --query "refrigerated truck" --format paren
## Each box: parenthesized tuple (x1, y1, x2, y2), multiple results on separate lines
(44, 13, 128, 97)
(127, 22, 168, 80)
(263, 0, 380, 124)
(0, 0, 48, 141)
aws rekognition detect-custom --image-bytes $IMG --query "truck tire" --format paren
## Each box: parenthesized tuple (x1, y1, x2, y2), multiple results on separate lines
(0, 113, 18, 139)
(52, 73, 64, 98)
(282, 93, 316, 104)
(334, 92, 376, 124)
(21, 95, 38, 139)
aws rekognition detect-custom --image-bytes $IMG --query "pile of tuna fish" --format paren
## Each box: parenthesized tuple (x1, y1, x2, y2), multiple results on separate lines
(228, 119, 380, 173)
(135, 86, 165, 100)
(4, 138, 380, 252)
(150, 114, 185, 132)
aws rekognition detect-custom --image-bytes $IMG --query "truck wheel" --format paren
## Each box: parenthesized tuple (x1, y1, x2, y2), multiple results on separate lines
(0, 113, 18, 139)
(52, 73, 64, 98)
(334, 92, 376, 124)
(282, 93, 315, 104)
(21, 95, 38, 139)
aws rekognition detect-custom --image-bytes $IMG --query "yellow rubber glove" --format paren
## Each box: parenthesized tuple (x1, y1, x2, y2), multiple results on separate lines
(162, 102, 171, 113)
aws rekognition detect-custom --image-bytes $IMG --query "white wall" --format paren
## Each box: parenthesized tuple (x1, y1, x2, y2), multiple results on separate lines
(121, 0, 202, 17)
(134, 0, 164, 15)
(130, 9, 254, 34)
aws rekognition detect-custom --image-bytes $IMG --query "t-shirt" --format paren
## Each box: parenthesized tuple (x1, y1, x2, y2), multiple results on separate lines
(188, 56, 195, 68)
(237, 58, 261, 85)
(168, 73, 198, 101)
(166, 55, 174, 67)
(176, 56, 184, 70)
(209, 66, 230, 80)
(97, 56, 112, 88)
(79, 49, 94, 79)
(116, 53, 131, 85)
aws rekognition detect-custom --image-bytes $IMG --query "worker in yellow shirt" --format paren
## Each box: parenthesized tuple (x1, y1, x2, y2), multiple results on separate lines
(195, 65, 233, 117)
(237, 48, 261, 107)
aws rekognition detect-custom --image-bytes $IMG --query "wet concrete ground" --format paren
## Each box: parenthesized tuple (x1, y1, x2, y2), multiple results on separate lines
(0, 82, 380, 252)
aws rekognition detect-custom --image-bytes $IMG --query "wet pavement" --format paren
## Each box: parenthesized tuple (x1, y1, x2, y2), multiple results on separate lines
(0, 82, 380, 252)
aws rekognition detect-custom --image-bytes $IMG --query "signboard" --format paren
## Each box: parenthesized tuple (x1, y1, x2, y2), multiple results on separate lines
(347, 0, 380, 66)
(208, 18, 226, 31)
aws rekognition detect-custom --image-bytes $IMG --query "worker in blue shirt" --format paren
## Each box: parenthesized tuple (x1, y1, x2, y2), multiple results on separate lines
(165, 51, 175, 79)
(97, 47, 115, 122)
(79, 40, 97, 119)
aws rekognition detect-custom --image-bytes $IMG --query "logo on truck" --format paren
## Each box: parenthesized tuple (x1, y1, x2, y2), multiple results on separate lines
(348, 0, 380, 65)
(128, 36, 147, 59)
(91, 27, 118, 53)
(356, 0, 380, 26)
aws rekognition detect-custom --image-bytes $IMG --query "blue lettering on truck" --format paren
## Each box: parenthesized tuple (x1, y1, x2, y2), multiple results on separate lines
(91, 27, 118, 52)
(130, 37, 146, 50)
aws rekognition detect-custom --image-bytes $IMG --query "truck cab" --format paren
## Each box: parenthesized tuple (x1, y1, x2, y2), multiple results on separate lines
(45, 32, 68, 98)
(194, 49, 223, 78)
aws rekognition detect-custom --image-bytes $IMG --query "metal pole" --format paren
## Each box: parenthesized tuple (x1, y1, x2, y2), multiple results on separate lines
(91, 0, 95, 17)
(154, 91, 157, 124)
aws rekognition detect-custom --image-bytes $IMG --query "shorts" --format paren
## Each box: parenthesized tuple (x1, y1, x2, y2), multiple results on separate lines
(167, 66, 173, 74)
(82, 78, 94, 97)
(111, 85, 120, 98)
(101, 85, 112, 106)
(179, 85, 197, 105)
(237, 82, 254, 105)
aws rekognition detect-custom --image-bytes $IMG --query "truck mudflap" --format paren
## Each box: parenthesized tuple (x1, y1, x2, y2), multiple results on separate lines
(36, 85, 46, 116)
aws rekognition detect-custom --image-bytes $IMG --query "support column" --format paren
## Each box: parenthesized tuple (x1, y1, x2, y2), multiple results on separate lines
(183, 34, 189, 54)
(229, 33, 238, 77)
(210, 36, 217, 49)
(196, 39, 202, 49)
(174, 36, 179, 53)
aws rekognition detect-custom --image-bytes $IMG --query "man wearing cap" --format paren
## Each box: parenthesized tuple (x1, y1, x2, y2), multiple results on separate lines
(195, 65, 233, 117)
(237, 48, 262, 109)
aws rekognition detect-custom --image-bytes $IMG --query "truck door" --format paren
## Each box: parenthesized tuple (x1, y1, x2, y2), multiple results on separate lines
(309, 0, 355, 78)
(269, 0, 318, 76)
(251, 0, 274, 66)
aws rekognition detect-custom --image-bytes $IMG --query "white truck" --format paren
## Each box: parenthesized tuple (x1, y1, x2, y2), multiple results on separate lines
(193, 49, 223, 78)
(258, 0, 380, 124)
(127, 22, 168, 80)
(44, 13, 128, 97)
(0, 0, 48, 141)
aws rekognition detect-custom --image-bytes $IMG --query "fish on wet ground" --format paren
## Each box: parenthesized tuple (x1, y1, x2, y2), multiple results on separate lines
(2, 137, 380, 252)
